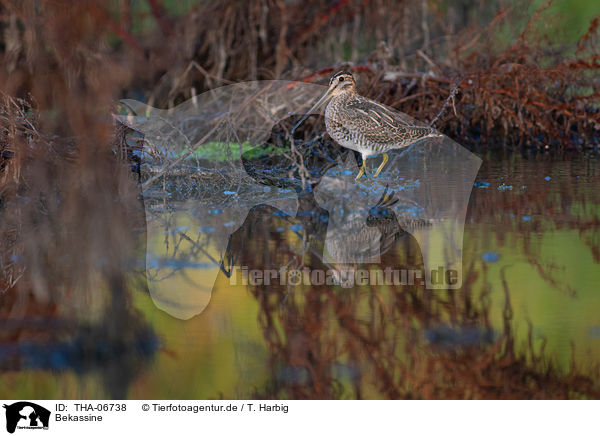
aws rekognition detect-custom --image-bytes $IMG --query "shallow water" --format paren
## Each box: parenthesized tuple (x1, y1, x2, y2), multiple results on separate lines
(2, 150, 599, 399)
(464, 153, 600, 365)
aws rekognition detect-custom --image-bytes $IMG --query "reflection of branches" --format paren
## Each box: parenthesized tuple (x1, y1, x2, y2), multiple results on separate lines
(467, 156, 600, 295)
(143, 204, 231, 282)
(226, 198, 600, 399)
(530, 259, 577, 298)
(580, 224, 600, 263)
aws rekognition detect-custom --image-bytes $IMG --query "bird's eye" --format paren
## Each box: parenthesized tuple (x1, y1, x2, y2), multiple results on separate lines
(339, 77, 345, 82)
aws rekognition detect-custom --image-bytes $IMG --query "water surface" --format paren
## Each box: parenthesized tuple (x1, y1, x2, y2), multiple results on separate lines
(2, 152, 599, 399)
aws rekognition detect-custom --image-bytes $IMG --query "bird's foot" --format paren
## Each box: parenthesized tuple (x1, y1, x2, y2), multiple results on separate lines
(373, 152, 389, 178)
(355, 161, 367, 181)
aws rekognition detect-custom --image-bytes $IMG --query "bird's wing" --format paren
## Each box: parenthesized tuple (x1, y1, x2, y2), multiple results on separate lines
(346, 96, 422, 129)
(340, 96, 434, 146)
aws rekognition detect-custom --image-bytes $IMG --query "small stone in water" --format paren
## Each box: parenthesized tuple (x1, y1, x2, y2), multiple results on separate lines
(589, 326, 600, 338)
(165, 226, 189, 234)
(482, 252, 499, 263)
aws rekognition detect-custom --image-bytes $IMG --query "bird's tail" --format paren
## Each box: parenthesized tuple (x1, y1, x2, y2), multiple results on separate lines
(410, 126, 443, 141)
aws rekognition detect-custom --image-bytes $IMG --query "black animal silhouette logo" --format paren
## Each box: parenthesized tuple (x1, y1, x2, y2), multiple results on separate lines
(3, 402, 50, 434)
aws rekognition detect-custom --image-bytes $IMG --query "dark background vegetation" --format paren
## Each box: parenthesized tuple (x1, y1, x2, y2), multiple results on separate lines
(0, 0, 599, 399)
(2, 0, 599, 150)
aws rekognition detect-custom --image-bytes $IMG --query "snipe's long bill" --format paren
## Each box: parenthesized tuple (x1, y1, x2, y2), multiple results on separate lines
(294, 71, 442, 180)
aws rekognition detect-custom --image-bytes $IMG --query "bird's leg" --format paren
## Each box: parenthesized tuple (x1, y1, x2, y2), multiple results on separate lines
(374, 153, 389, 178)
(355, 157, 367, 181)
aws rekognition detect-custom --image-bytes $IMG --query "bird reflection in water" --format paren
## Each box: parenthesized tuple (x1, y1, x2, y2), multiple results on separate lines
(220, 119, 431, 397)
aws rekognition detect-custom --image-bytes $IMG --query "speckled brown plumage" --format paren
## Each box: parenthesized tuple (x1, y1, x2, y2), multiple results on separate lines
(297, 71, 442, 179)
(325, 83, 437, 156)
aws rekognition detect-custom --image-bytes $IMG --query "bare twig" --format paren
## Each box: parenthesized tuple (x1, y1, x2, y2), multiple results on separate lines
(428, 78, 461, 128)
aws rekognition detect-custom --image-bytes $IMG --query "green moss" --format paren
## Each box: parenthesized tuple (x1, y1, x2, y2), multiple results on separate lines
(186, 142, 285, 162)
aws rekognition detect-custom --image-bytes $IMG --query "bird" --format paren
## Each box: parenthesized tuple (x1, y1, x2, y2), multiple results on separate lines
(293, 71, 442, 180)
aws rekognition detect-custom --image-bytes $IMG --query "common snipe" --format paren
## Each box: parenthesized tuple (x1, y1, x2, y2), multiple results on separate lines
(294, 71, 442, 180)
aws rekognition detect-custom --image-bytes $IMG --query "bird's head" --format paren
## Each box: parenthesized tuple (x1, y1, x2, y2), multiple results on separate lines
(303, 71, 356, 111)
(291, 71, 356, 133)
(327, 71, 356, 96)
